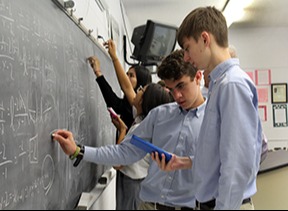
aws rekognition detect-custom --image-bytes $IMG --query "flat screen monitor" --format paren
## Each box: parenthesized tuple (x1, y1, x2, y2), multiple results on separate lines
(131, 20, 178, 64)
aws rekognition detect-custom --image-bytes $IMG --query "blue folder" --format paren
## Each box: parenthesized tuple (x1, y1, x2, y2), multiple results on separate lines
(130, 134, 172, 163)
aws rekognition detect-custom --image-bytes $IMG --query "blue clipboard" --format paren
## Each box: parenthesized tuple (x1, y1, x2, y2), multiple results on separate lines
(130, 134, 172, 163)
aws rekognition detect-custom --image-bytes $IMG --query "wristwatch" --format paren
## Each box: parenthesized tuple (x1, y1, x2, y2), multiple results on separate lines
(72, 144, 85, 167)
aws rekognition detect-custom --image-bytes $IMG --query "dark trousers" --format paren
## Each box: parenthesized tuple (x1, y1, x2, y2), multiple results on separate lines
(116, 170, 144, 210)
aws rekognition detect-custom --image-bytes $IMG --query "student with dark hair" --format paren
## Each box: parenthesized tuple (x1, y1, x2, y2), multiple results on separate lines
(87, 39, 152, 131)
(52, 49, 205, 210)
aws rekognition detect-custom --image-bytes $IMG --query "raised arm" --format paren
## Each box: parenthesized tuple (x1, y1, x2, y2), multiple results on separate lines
(104, 39, 136, 105)
(110, 115, 128, 145)
(87, 55, 102, 78)
(87, 55, 124, 110)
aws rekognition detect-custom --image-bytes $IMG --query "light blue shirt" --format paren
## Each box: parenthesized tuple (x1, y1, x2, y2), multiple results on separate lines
(193, 58, 262, 209)
(84, 101, 206, 208)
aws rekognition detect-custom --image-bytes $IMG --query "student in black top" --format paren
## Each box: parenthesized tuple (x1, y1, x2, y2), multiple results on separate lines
(87, 39, 152, 132)
(87, 39, 152, 210)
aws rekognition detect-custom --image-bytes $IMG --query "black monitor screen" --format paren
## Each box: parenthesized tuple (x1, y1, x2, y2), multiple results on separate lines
(147, 25, 177, 58)
(131, 20, 177, 63)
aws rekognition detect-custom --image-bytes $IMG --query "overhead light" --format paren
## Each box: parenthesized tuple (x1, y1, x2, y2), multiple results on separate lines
(223, 0, 253, 28)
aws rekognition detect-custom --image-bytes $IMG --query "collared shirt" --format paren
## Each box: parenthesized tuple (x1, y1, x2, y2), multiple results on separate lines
(193, 58, 262, 209)
(84, 101, 206, 208)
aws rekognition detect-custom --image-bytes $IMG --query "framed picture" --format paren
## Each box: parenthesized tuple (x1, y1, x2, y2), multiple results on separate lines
(271, 83, 287, 103)
(272, 104, 288, 127)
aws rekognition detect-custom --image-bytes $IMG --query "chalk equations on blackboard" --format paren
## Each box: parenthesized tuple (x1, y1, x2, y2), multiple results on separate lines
(0, 0, 119, 209)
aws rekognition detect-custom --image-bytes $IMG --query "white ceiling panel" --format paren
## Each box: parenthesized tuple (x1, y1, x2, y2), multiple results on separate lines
(121, 0, 288, 30)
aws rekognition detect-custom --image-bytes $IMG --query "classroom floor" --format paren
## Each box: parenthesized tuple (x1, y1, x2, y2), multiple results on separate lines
(252, 166, 288, 210)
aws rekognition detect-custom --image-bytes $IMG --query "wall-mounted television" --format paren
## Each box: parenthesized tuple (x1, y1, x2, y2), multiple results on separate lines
(131, 20, 178, 64)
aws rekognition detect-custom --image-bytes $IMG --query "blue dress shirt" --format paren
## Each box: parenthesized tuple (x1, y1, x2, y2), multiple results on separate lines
(84, 101, 206, 208)
(193, 58, 262, 209)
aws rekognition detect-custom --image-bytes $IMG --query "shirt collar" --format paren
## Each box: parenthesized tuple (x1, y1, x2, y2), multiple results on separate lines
(178, 99, 206, 118)
(209, 58, 240, 84)
(195, 99, 206, 117)
(133, 115, 144, 124)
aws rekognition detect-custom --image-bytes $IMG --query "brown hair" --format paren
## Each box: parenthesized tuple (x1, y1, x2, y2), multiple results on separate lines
(142, 83, 174, 117)
(157, 49, 197, 81)
(177, 6, 228, 49)
(130, 65, 152, 91)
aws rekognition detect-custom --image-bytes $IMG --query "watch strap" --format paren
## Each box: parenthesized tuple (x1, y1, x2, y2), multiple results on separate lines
(73, 144, 85, 167)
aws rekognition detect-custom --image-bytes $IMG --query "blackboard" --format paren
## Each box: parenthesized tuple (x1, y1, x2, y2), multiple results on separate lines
(0, 0, 118, 209)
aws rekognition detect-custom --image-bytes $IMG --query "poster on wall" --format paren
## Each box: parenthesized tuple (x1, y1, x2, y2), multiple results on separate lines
(257, 87, 269, 103)
(255, 69, 271, 86)
(272, 104, 288, 127)
(258, 105, 267, 122)
(271, 83, 287, 104)
(246, 71, 254, 83)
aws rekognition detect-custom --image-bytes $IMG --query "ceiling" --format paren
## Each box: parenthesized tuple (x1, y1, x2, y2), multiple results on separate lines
(121, 0, 288, 30)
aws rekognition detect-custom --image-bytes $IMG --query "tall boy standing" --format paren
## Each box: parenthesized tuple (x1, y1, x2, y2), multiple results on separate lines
(177, 6, 262, 210)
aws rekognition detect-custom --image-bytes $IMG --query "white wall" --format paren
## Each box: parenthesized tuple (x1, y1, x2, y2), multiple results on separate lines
(229, 27, 288, 149)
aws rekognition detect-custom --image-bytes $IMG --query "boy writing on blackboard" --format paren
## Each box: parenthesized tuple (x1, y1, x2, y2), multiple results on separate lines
(52, 49, 206, 210)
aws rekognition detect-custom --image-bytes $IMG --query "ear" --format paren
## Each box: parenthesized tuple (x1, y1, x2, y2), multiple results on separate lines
(201, 31, 210, 46)
(195, 70, 203, 85)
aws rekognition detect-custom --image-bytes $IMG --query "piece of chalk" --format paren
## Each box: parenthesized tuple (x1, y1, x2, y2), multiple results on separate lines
(50, 129, 58, 140)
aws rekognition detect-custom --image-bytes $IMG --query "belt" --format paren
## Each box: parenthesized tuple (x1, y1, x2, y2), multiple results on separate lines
(150, 202, 194, 210)
(196, 198, 251, 210)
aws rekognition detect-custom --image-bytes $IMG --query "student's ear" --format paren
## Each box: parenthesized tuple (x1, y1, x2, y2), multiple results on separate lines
(195, 70, 203, 85)
(201, 31, 210, 46)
